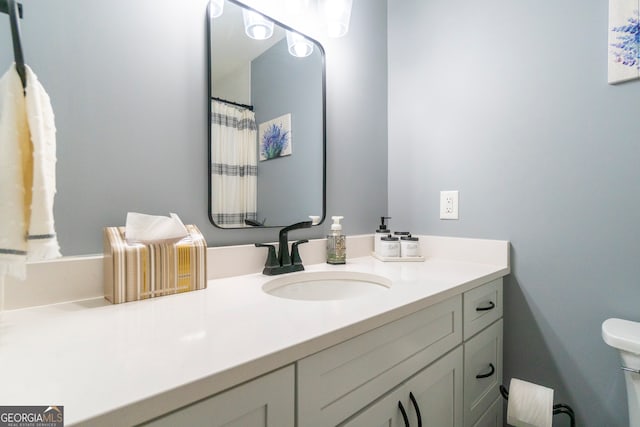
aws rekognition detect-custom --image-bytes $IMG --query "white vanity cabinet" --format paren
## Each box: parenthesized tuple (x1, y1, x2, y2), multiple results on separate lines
(140, 279, 503, 427)
(297, 295, 463, 426)
(141, 365, 294, 427)
(297, 278, 504, 427)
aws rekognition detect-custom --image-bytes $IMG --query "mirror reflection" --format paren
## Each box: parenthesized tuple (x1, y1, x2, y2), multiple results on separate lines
(208, 0, 326, 229)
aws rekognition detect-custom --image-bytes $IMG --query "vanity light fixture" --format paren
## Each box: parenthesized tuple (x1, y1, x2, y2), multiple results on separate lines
(210, 0, 224, 18)
(242, 9, 275, 40)
(286, 30, 314, 57)
(322, 0, 353, 38)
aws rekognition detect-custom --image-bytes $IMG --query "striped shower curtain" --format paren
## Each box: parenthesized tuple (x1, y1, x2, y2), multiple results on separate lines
(211, 100, 258, 227)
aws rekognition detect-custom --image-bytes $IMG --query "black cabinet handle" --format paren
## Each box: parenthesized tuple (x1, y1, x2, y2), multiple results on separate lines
(409, 392, 422, 427)
(398, 401, 410, 427)
(476, 363, 495, 379)
(476, 301, 495, 312)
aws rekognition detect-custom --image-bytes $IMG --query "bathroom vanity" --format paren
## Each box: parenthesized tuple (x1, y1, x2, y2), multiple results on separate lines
(143, 278, 503, 427)
(0, 236, 509, 427)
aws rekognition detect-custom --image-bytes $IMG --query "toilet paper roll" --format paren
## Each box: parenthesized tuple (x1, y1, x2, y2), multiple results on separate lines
(506, 378, 554, 427)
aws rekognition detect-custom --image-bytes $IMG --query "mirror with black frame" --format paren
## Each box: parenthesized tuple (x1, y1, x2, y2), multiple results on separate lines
(207, 0, 326, 229)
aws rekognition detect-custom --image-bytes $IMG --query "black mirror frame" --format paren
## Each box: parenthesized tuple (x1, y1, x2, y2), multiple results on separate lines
(206, 0, 326, 229)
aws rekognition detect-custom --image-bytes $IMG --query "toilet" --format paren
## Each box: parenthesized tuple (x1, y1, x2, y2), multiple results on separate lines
(602, 318, 640, 426)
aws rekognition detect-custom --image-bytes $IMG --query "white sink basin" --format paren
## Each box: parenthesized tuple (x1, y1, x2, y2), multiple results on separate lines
(262, 271, 391, 301)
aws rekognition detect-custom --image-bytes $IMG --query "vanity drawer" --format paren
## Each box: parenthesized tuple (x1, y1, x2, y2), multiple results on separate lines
(297, 295, 462, 426)
(472, 396, 503, 427)
(464, 319, 503, 427)
(463, 278, 502, 340)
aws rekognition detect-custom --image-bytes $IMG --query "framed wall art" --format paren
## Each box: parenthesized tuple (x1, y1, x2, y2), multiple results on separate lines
(608, 0, 640, 84)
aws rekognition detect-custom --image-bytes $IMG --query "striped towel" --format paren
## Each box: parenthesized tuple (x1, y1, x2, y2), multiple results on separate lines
(0, 63, 60, 281)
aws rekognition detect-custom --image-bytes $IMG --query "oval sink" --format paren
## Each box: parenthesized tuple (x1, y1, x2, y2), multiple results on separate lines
(262, 271, 391, 301)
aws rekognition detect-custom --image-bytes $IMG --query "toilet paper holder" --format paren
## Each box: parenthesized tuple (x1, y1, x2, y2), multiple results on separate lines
(500, 383, 575, 427)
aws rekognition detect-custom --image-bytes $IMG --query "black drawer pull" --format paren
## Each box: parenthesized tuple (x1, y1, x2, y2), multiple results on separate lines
(476, 363, 495, 379)
(409, 392, 422, 427)
(398, 400, 410, 427)
(476, 301, 495, 312)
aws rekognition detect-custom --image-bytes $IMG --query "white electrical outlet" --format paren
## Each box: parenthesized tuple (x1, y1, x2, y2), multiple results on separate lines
(440, 191, 459, 220)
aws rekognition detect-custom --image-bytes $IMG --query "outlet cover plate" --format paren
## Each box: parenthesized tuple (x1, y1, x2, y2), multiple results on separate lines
(440, 191, 459, 220)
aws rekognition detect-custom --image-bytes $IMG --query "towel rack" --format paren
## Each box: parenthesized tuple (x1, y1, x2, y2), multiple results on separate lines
(1, 0, 26, 89)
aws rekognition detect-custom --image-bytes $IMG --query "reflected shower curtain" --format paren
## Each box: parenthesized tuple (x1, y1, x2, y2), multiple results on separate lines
(211, 100, 257, 227)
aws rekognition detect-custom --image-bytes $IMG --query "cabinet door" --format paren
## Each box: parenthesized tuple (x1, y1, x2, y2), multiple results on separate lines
(464, 320, 503, 427)
(404, 346, 463, 427)
(342, 347, 463, 427)
(142, 366, 294, 427)
(340, 387, 406, 427)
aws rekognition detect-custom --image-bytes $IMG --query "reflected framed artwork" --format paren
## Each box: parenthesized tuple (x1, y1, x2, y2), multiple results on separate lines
(259, 113, 292, 161)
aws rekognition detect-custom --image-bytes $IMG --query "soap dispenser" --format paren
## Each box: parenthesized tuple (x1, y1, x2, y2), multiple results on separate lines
(374, 216, 391, 255)
(327, 216, 346, 264)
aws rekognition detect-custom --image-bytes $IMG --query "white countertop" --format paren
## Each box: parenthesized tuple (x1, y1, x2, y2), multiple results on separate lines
(0, 249, 509, 426)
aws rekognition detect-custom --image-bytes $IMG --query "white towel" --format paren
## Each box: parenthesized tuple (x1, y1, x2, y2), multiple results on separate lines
(0, 63, 60, 281)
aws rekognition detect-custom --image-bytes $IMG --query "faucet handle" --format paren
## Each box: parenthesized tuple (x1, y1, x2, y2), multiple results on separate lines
(291, 239, 309, 266)
(255, 243, 279, 268)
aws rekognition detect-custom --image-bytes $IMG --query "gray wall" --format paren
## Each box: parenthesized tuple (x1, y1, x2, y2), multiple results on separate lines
(388, 0, 640, 425)
(0, 0, 387, 255)
(252, 38, 323, 225)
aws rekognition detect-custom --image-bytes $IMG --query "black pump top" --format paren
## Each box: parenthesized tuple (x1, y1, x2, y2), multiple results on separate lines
(377, 216, 391, 232)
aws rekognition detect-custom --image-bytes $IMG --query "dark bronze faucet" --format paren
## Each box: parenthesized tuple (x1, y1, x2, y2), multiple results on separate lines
(255, 221, 312, 275)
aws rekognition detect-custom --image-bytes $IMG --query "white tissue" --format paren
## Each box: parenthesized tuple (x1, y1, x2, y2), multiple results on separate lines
(507, 378, 554, 427)
(125, 212, 189, 244)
